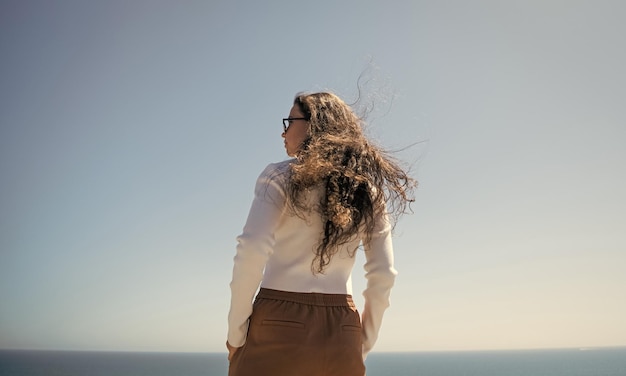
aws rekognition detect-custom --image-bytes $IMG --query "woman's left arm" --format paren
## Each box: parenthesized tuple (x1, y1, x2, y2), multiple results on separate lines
(227, 164, 287, 348)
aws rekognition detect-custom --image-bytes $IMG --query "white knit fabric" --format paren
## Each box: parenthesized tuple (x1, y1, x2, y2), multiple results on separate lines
(227, 159, 397, 358)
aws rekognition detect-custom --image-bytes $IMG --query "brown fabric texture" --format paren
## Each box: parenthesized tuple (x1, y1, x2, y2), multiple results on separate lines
(228, 288, 366, 376)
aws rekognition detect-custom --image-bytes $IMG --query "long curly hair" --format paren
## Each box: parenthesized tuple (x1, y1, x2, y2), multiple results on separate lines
(287, 92, 416, 274)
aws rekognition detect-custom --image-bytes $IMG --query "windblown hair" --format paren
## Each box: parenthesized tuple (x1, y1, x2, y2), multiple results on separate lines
(287, 92, 416, 274)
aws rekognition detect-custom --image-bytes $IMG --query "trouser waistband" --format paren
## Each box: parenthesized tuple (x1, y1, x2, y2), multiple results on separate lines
(256, 288, 356, 308)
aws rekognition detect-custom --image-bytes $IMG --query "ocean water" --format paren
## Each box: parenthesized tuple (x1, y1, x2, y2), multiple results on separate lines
(0, 348, 625, 376)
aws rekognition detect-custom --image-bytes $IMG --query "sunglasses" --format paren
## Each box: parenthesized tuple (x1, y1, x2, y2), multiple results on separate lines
(282, 117, 308, 133)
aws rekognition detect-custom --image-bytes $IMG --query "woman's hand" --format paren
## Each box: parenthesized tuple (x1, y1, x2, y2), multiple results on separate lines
(226, 341, 241, 361)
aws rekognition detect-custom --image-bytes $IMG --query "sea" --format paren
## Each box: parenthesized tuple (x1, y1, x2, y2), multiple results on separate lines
(0, 347, 625, 376)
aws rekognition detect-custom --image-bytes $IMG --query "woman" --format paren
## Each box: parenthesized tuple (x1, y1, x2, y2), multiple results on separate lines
(227, 92, 415, 376)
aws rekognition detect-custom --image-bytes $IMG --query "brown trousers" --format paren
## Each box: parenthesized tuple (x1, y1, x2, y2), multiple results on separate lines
(228, 288, 366, 376)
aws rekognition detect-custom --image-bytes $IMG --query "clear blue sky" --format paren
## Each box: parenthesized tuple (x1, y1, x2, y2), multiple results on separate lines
(1, 0, 625, 352)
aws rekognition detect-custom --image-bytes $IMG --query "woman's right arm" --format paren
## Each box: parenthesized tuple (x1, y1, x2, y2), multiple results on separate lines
(361, 211, 398, 359)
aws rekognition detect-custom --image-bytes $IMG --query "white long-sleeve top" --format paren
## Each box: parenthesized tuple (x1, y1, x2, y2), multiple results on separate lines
(227, 159, 397, 358)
